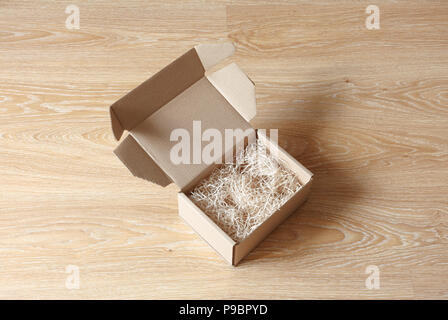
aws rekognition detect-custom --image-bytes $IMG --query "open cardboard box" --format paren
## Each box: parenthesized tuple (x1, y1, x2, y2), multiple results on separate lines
(109, 43, 313, 265)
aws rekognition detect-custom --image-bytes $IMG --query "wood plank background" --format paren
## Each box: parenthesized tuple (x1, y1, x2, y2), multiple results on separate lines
(0, 0, 447, 299)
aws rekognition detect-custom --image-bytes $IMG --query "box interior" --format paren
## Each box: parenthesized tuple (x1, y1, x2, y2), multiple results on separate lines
(181, 129, 312, 244)
(180, 131, 313, 264)
(183, 131, 312, 194)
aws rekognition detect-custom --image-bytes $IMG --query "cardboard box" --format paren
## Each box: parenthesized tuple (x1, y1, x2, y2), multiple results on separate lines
(109, 43, 313, 265)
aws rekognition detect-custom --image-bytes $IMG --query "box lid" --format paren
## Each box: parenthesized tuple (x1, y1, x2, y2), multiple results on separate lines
(110, 43, 257, 189)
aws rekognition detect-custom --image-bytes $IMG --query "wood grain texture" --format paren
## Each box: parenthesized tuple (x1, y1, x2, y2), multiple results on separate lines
(0, 0, 447, 299)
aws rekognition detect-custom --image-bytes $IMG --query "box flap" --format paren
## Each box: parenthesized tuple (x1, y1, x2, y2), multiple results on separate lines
(109, 43, 257, 189)
(109, 43, 236, 140)
(207, 63, 257, 122)
(114, 134, 172, 187)
(110, 48, 205, 140)
(194, 43, 235, 70)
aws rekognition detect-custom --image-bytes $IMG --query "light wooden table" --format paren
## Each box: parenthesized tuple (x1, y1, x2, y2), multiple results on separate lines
(1, 0, 447, 299)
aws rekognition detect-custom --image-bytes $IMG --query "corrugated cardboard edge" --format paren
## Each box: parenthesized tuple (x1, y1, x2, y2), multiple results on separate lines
(178, 193, 235, 265)
(110, 107, 124, 141)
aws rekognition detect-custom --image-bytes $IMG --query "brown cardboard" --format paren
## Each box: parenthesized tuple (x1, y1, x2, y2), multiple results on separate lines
(178, 193, 235, 264)
(130, 77, 252, 189)
(110, 43, 313, 265)
(207, 63, 256, 122)
(110, 48, 205, 141)
(111, 43, 256, 187)
(114, 135, 171, 186)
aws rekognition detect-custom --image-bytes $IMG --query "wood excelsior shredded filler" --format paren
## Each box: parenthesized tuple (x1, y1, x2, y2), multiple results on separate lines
(190, 139, 302, 242)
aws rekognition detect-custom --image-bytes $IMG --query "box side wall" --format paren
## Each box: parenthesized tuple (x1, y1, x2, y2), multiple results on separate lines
(258, 131, 313, 185)
(178, 193, 235, 265)
(233, 178, 313, 265)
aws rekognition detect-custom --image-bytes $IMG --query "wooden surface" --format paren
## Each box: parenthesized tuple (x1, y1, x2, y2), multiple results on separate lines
(0, 0, 447, 299)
